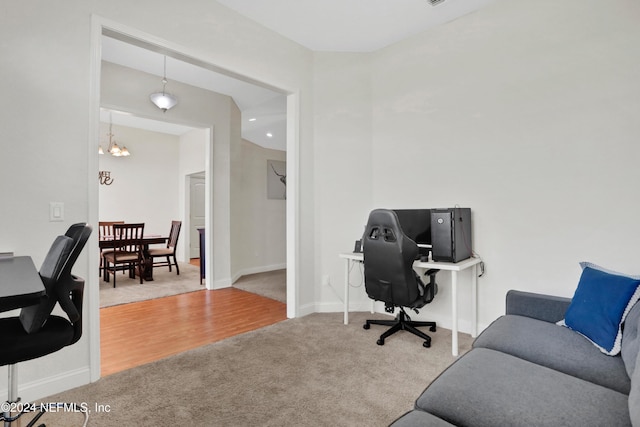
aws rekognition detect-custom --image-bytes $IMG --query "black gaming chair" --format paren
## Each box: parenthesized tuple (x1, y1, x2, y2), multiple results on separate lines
(362, 209, 439, 348)
(0, 223, 92, 426)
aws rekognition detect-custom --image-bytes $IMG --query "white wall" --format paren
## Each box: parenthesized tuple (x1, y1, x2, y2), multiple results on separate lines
(0, 0, 314, 402)
(99, 123, 208, 264)
(101, 60, 236, 287)
(366, 0, 640, 332)
(312, 52, 373, 313)
(178, 128, 208, 262)
(231, 139, 287, 280)
(98, 123, 180, 236)
(4, 0, 640, 403)
(308, 0, 640, 335)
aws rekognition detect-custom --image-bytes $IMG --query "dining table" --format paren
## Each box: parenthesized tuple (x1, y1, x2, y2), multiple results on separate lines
(99, 235, 168, 281)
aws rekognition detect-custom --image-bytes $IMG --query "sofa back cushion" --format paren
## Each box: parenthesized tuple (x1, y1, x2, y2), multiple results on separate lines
(623, 302, 640, 425)
(622, 301, 640, 378)
(629, 347, 640, 426)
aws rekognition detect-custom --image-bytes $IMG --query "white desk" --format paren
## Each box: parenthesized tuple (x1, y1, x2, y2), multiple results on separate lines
(339, 252, 481, 356)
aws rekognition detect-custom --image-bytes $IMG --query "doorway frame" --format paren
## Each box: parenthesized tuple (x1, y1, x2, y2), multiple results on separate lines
(186, 172, 206, 262)
(88, 15, 299, 382)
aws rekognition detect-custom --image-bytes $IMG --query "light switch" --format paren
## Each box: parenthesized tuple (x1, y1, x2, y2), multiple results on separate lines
(49, 202, 64, 222)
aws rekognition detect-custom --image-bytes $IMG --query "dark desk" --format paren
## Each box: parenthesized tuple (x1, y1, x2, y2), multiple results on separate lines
(198, 228, 205, 284)
(99, 235, 168, 281)
(0, 256, 44, 313)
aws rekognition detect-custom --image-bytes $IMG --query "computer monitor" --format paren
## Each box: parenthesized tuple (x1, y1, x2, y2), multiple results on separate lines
(393, 209, 432, 248)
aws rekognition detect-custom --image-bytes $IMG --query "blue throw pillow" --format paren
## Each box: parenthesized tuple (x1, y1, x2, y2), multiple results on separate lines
(560, 262, 640, 356)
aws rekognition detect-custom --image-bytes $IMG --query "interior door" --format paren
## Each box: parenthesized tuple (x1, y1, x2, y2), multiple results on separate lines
(189, 174, 206, 259)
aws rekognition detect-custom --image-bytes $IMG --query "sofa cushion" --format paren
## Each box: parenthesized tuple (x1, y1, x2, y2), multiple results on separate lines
(389, 410, 455, 427)
(622, 301, 640, 379)
(416, 348, 631, 427)
(474, 314, 630, 394)
(561, 262, 640, 355)
(629, 347, 640, 426)
(626, 304, 640, 427)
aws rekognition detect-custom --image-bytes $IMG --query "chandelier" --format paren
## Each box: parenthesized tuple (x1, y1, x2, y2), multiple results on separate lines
(99, 114, 130, 157)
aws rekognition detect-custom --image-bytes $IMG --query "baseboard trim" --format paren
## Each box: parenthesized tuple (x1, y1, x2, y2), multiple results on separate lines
(0, 366, 91, 403)
(211, 278, 232, 290)
(314, 301, 373, 313)
(297, 302, 316, 317)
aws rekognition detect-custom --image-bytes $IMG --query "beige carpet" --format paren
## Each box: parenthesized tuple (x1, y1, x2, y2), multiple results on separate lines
(233, 269, 286, 303)
(99, 262, 203, 308)
(39, 311, 472, 427)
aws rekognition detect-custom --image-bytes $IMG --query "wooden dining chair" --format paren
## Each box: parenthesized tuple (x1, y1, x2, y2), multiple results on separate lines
(98, 221, 124, 277)
(102, 223, 145, 287)
(147, 220, 182, 275)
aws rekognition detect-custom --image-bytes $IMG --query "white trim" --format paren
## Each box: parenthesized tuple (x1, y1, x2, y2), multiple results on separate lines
(1, 367, 91, 404)
(88, 15, 103, 383)
(313, 301, 371, 314)
(211, 278, 232, 289)
(204, 127, 215, 290)
(286, 92, 300, 319)
(88, 15, 301, 387)
(297, 302, 317, 318)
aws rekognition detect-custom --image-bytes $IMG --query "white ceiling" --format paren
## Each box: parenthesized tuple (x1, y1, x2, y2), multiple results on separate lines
(101, 0, 492, 151)
(101, 36, 287, 151)
(216, 0, 492, 52)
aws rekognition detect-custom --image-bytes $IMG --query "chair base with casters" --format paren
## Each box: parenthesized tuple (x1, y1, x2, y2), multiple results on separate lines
(363, 268, 439, 348)
(364, 306, 436, 348)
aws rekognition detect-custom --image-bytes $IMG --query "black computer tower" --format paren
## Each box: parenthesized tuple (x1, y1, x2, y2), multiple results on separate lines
(430, 208, 472, 263)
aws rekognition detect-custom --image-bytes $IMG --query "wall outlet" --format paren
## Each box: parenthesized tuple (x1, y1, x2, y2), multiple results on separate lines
(322, 275, 330, 286)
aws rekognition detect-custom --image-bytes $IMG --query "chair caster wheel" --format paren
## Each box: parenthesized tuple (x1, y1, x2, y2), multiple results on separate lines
(430, 325, 436, 332)
(363, 324, 370, 330)
(423, 341, 431, 348)
(377, 339, 385, 346)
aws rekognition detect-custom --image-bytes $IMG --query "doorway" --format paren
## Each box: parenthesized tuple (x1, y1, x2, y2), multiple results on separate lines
(89, 19, 299, 381)
(188, 173, 205, 260)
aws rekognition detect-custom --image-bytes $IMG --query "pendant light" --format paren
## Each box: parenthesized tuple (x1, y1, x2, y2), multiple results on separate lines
(149, 56, 178, 112)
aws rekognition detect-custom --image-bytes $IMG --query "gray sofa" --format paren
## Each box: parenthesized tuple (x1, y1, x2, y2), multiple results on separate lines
(390, 290, 640, 426)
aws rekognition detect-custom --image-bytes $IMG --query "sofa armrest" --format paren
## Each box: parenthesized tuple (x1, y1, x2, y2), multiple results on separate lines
(505, 290, 571, 323)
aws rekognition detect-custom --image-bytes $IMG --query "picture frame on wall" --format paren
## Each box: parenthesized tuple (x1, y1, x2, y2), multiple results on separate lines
(267, 160, 286, 200)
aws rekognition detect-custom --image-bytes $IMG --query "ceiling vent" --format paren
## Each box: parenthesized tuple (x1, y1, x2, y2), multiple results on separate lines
(429, 0, 446, 5)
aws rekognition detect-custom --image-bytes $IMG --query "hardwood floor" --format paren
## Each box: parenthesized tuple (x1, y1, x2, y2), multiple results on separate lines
(100, 287, 287, 377)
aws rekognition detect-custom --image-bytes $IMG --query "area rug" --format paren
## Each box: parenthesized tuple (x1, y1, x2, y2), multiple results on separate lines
(99, 262, 202, 308)
(40, 311, 472, 427)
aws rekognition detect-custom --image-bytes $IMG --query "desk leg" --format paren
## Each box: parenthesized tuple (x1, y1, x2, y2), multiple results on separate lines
(4, 365, 16, 425)
(451, 270, 459, 357)
(471, 264, 478, 338)
(344, 259, 350, 325)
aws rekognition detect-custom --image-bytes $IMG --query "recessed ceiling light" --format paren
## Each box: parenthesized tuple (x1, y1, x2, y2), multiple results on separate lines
(248, 117, 256, 122)
(266, 132, 273, 138)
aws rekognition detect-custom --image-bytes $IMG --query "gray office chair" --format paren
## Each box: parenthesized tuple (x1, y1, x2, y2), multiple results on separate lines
(362, 209, 439, 348)
(0, 223, 91, 426)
